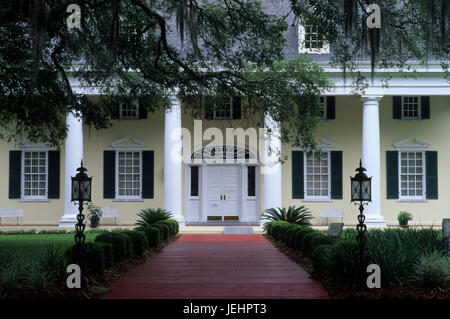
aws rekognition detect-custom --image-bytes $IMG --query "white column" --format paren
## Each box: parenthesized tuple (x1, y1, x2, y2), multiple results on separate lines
(262, 114, 282, 225)
(164, 96, 185, 225)
(361, 96, 386, 227)
(59, 113, 83, 227)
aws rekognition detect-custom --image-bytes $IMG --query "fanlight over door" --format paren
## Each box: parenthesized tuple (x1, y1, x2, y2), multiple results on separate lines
(191, 145, 256, 162)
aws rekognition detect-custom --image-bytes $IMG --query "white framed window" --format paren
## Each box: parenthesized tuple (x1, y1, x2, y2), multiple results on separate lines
(119, 101, 139, 119)
(399, 151, 425, 200)
(298, 24, 330, 54)
(116, 151, 142, 199)
(401, 96, 421, 119)
(213, 96, 232, 119)
(22, 151, 48, 200)
(304, 151, 330, 200)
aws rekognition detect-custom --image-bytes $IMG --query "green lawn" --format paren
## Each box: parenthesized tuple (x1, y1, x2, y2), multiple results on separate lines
(0, 233, 100, 263)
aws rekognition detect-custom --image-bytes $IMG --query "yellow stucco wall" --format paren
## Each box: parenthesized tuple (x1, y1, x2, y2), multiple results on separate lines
(282, 95, 450, 226)
(0, 140, 65, 225)
(0, 95, 449, 226)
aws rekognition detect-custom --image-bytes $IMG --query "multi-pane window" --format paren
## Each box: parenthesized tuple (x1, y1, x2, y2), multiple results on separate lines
(117, 151, 141, 198)
(23, 151, 47, 198)
(304, 25, 324, 49)
(402, 97, 420, 119)
(399, 152, 424, 199)
(299, 24, 329, 53)
(119, 101, 139, 119)
(213, 97, 232, 119)
(305, 152, 329, 198)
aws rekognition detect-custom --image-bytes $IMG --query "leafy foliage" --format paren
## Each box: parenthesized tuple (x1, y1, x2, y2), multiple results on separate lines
(410, 251, 450, 289)
(135, 208, 173, 228)
(291, 0, 450, 90)
(0, 0, 330, 151)
(261, 206, 313, 226)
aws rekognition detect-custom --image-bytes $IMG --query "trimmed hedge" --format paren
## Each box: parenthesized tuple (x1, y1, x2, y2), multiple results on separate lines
(95, 242, 113, 268)
(301, 232, 321, 254)
(152, 223, 170, 241)
(312, 244, 332, 273)
(327, 239, 358, 283)
(121, 230, 149, 256)
(308, 233, 337, 255)
(66, 242, 107, 274)
(139, 226, 163, 247)
(156, 219, 179, 238)
(94, 232, 132, 262)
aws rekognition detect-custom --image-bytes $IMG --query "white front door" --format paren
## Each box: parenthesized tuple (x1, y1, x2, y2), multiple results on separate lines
(205, 165, 241, 219)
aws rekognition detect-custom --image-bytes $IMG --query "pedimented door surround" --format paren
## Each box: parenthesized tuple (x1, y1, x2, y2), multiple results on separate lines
(185, 145, 260, 225)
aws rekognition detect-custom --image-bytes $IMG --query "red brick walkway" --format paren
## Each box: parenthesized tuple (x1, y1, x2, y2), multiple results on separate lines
(103, 234, 329, 299)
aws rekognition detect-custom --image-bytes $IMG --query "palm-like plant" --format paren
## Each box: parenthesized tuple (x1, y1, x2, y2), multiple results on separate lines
(135, 208, 173, 228)
(261, 206, 313, 226)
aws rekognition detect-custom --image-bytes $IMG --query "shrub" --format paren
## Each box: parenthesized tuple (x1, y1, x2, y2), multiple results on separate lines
(340, 228, 358, 241)
(292, 227, 315, 251)
(153, 223, 170, 241)
(261, 206, 313, 226)
(95, 232, 132, 262)
(308, 234, 337, 254)
(366, 228, 424, 286)
(281, 224, 297, 244)
(301, 231, 322, 254)
(312, 245, 332, 273)
(139, 226, 162, 247)
(286, 225, 303, 247)
(66, 242, 107, 274)
(40, 244, 67, 280)
(0, 261, 24, 293)
(95, 242, 114, 268)
(156, 220, 178, 238)
(26, 262, 48, 293)
(268, 221, 289, 240)
(327, 239, 358, 283)
(122, 230, 149, 256)
(410, 251, 450, 289)
(135, 208, 173, 227)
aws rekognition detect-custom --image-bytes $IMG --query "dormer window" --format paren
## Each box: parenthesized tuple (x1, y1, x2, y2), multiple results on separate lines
(402, 96, 420, 119)
(298, 24, 329, 54)
(119, 101, 139, 119)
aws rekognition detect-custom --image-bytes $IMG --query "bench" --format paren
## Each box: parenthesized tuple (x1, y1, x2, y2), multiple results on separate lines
(0, 207, 24, 225)
(100, 206, 122, 225)
(319, 208, 344, 225)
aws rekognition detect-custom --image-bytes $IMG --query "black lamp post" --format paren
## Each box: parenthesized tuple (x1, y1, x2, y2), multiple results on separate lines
(71, 160, 92, 291)
(350, 159, 372, 286)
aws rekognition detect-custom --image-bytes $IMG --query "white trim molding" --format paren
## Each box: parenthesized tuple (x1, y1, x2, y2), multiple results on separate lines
(393, 138, 431, 151)
(110, 137, 147, 150)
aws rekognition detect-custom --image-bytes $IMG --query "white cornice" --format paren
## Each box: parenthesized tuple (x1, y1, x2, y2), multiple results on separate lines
(110, 137, 147, 150)
(393, 138, 431, 151)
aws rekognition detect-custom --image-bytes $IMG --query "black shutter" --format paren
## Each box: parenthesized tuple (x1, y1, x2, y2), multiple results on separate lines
(111, 101, 120, 119)
(425, 151, 438, 199)
(138, 98, 148, 119)
(48, 151, 60, 199)
(142, 151, 154, 198)
(292, 151, 304, 199)
(393, 96, 402, 119)
(103, 151, 115, 198)
(386, 151, 399, 199)
(9, 151, 21, 199)
(330, 151, 343, 199)
(204, 95, 214, 119)
(421, 96, 430, 119)
(326, 96, 336, 119)
(232, 96, 242, 119)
